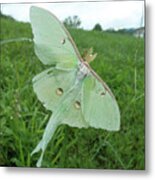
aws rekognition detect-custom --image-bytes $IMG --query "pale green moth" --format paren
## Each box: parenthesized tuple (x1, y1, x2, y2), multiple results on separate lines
(30, 6, 120, 167)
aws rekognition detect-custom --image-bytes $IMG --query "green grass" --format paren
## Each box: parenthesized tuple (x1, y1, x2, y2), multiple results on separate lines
(0, 15, 144, 169)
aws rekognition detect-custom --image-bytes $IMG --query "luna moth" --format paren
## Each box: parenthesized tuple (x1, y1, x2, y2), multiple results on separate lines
(30, 6, 120, 167)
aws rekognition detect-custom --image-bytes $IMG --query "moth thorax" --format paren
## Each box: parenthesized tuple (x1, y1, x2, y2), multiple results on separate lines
(77, 62, 90, 80)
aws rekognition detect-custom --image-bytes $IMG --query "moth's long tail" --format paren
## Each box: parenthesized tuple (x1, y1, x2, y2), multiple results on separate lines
(31, 140, 44, 167)
(31, 115, 60, 167)
(31, 82, 80, 167)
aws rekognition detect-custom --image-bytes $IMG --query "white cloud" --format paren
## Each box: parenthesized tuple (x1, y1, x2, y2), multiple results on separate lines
(1, 1, 144, 30)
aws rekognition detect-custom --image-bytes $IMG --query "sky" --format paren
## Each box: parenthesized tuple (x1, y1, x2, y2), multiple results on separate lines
(1, 1, 144, 30)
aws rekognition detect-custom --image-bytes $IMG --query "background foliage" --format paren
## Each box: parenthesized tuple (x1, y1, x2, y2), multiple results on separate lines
(63, 15, 81, 29)
(0, 15, 144, 169)
(93, 23, 103, 31)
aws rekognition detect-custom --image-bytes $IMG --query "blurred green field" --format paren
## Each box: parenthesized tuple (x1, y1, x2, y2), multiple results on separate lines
(0, 15, 144, 169)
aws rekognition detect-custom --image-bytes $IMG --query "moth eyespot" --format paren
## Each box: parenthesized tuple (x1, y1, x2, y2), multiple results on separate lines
(56, 88, 63, 96)
(101, 92, 105, 96)
(47, 69, 53, 75)
(74, 101, 81, 109)
(61, 38, 65, 44)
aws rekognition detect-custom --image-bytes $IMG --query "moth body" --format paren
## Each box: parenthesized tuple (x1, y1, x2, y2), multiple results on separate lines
(77, 62, 90, 81)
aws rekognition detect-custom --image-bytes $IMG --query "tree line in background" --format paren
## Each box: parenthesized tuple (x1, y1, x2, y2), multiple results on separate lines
(63, 15, 144, 37)
(63, 16, 103, 31)
(63, 15, 102, 31)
